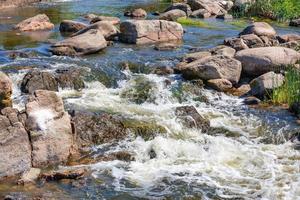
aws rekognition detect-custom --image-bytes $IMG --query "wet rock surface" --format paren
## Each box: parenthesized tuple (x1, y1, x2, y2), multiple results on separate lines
(0, 72, 13, 109)
(14, 14, 54, 32)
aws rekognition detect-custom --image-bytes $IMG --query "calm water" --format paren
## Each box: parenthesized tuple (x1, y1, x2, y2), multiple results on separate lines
(0, 0, 300, 199)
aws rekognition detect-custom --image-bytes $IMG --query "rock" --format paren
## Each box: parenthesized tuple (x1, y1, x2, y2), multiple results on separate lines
(277, 34, 300, 43)
(119, 20, 184, 44)
(229, 84, 251, 96)
(40, 168, 86, 181)
(164, 3, 192, 16)
(90, 16, 121, 25)
(207, 78, 232, 92)
(51, 29, 107, 56)
(224, 37, 249, 51)
(239, 22, 276, 37)
(71, 111, 127, 150)
(151, 66, 174, 75)
(243, 96, 261, 105)
(175, 105, 210, 132)
(216, 13, 233, 20)
(59, 20, 87, 34)
(249, 72, 284, 98)
(187, 0, 225, 15)
(240, 34, 264, 48)
(0, 72, 13, 109)
(25, 90, 73, 168)
(289, 19, 300, 27)
(209, 45, 236, 57)
(21, 70, 58, 94)
(55, 68, 85, 90)
(72, 21, 119, 40)
(290, 102, 300, 118)
(190, 9, 211, 18)
(159, 9, 187, 21)
(181, 51, 212, 63)
(124, 8, 147, 18)
(280, 41, 300, 50)
(181, 55, 242, 84)
(154, 42, 181, 51)
(0, 108, 31, 180)
(259, 35, 279, 47)
(220, 0, 234, 11)
(18, 168, 41, 184)
(14, 14, 54, 32)
(235, 47, 300, 77)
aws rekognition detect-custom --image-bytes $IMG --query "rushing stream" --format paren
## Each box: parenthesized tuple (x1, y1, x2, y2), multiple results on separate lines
(0, 0, 300, 199)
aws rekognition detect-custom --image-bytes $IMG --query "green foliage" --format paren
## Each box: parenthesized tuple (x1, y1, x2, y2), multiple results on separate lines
(176, 17, 215, 28)
(232, 0, 300, 21)
(271, 68, 300, 106)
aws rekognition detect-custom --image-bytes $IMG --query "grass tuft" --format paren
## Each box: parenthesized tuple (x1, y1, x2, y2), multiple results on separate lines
(176, 17, 215, 28)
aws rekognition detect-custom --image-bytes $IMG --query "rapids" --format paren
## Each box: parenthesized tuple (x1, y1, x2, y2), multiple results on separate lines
(0, 0, 299, 199)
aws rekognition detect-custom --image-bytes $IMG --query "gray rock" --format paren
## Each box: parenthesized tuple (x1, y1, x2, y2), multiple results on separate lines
(14, 14, 54, 32)
(21, 70, 58, 94)
(277, 34, 300, 43)
(235, 47, 300, 77)
(207, 78, 232, 92)
(90, 16, 120, 25)
(124, 8, 147, 18)
(249, 72, 284, 98)
(243, 96, 261, 105)
(239, 22, 276, 37)
(0, 72, 13, 109)
(240, 34, 265, 48)
(164, 3, 192, 16)
(26, 90, 73, 167)
(59, 20, 87, 34)
(181, 55, 242, 84)
(159, 9, 187, 21)
(51, 29, 107, 56)
(119, 20, 184, 44)
(0, 107, 31, 180)
(224, 37, 249, 51)
(209, 45, 236, 57)
(190, 9, 211, 18)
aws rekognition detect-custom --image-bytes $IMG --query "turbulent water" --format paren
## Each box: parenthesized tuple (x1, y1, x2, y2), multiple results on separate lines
(0, 0, 300, 199)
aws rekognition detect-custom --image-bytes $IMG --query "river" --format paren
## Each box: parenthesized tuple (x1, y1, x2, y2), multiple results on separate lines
(0, 0, 300, 199)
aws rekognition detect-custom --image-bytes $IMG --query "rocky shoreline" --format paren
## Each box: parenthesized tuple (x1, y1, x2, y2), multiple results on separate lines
(0, 0, 300, 199)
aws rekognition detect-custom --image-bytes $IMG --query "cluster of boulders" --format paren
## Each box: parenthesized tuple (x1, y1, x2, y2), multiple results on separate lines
(158, 0, 234, 21)
(176, 21, 300, 105)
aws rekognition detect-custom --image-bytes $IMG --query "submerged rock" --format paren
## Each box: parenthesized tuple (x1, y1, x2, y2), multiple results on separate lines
(40, 168, 86, 181)
(243, 96, 261, 105)
(14, 14, 54, 32)
(55, 68, 85, 90)
(235, 47, 300, 77)
(239, 22, 276, 37)
(181, 55, 242, 84)
(51, 29, 107, 56)
(59, 20, 88, 34)
(175, 105, 210, 132)
(119, 20, 184, 44)
(0, 108, 31, 180)
(124, 8, 147, 18)
(21, 70, 58, 94)
(0, 72, 13, 109)
(249, 72, 284, 98)
(26, 90, 73, 168)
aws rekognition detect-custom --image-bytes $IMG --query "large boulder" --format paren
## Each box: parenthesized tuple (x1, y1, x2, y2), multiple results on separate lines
(59, 20, 87, 34)
(71, 111, 127, 150)
(175, 106, 210, 132)
(14, 14, 54, 32)
(235, 47, 300, 77)
(181, 55, 242, 84)
(0, 108, 31, 180)
(72, 21, 119, 40)
(21, 70, 58, 94)
(0, 72, 13, 109)
(159, 9, 187, 21)
(51, 29, 107, 56)
(25, 90, 73, 167)
(119, 20, 184, 44)
(249, 72, 284, 98)
(187, 0, 226, 15)
(239, 22, 276, 37)
(164, 3, 192, 16)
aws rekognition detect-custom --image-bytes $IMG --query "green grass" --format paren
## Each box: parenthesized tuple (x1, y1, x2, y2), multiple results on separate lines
(232, 0, 300, 21)
(176, 17, 215, 28)
(271, 68, 300, 106)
